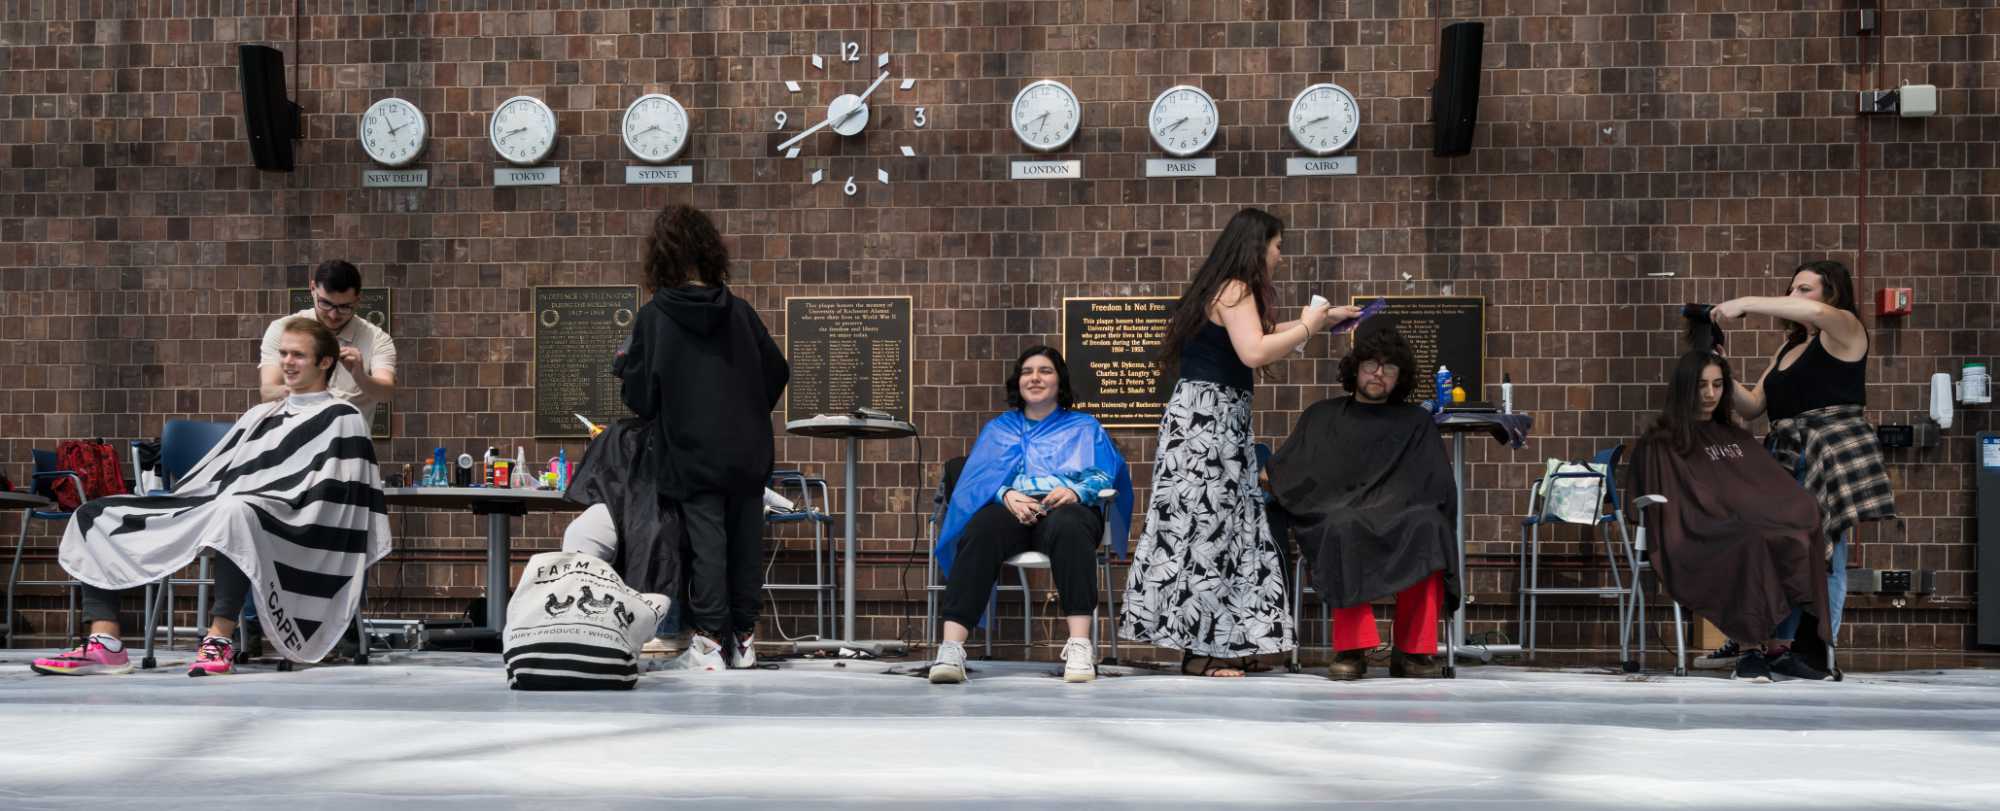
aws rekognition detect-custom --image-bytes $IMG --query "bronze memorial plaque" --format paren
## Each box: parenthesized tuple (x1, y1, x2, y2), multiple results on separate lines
(288, 288, 393, 438)
(1062, 297, 1180, 429)
(534, 285, 642, 438)
(784, 296, 912, 423)
(1354, 295, 1486, 407)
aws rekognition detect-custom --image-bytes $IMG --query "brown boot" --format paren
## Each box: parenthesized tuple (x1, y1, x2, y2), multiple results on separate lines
(1389, 650, 1443, 678)
(1326, 648, 1368, 681)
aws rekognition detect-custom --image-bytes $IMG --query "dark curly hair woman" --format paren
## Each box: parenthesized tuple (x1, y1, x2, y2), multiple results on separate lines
(619, 204, 789, 671)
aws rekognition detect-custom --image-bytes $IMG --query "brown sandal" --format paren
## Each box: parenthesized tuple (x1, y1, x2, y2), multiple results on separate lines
(1180, 653, 1245, 678)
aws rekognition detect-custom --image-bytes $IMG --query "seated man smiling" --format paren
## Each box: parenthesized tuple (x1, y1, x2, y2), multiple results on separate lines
(34, 317, 390, 677)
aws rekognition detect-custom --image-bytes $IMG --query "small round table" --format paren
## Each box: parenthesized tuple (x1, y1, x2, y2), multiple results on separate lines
(785, 415, 917, 654)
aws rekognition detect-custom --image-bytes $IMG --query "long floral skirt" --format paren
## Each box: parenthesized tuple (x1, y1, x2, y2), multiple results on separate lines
(1117, 379, 1295, 657)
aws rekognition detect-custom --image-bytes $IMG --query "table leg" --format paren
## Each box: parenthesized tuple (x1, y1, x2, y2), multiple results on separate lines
(487, 511, 509, 635)
(842, 435, 859, 644)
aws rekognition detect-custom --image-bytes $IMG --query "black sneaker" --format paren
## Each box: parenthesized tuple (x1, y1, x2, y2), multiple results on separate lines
(1767, 651, 1832, 682)
(1731, 650, 1771, 683)
(1693, 640, 1743, 670)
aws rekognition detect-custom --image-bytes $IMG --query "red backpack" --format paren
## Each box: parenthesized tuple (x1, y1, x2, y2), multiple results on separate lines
(50, 440, 128, 511)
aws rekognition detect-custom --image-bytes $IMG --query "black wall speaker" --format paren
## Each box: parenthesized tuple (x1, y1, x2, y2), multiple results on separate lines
(1431, 21, 1485, 157)
(238, 44, 301, 171)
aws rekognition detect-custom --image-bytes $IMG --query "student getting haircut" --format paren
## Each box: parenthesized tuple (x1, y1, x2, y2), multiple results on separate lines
(1337, 327, 1419, 404)
(1004, 345, 1076, 411)
(281, 316, 340, 385)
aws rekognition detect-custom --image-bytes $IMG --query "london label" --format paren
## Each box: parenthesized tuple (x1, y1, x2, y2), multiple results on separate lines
(1286, 156, 1358, 176)
(1144, 158, 1216, 177)
(625, 165, 694, 184)
(1010, 160, 1083, 180)
(494, 166, 560, 186)
(363, 169, 429, 188)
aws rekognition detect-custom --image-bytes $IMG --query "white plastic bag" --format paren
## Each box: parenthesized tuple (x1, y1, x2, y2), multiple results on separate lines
(503, 551, 667, 690)
(1538, 458, 1608, 525)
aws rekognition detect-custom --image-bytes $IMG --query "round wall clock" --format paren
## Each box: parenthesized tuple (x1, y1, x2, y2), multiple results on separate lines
(771, 44, 921, 195)
(1147, 84, 1219, 158)
(489, 95, 557, 166)
(1287, 83, 1360, 155)
(621, 93, 690, 164)
(359, 97, 426, 167)
(1010, 79, 1082, 152)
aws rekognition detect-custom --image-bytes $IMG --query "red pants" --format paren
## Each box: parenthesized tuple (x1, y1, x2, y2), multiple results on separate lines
(1330, 571, 1444, 654)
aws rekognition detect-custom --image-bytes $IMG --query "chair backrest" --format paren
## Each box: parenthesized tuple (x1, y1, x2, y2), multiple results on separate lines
(1591, 444, 1626, 512)
(30, 448, 59, 499)
(160, 420, 233, 486)
(931, 456, 969, 524)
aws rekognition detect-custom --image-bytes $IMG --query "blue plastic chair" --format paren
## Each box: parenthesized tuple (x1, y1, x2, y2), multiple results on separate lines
(1517, 444, 1633, 660)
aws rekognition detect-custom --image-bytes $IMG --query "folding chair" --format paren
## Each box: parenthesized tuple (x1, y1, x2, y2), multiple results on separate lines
(1622, 494, 1687, 676)
(1518, 445, 1632, 658)
(4, 451, 91, 648)
(923, 456, 1120, 663)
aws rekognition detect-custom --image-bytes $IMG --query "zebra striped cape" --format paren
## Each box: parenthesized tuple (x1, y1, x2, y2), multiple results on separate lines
(60, 393, 391, 663)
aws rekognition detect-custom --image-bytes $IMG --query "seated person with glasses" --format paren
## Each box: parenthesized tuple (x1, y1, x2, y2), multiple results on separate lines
(259, 259, 397, 417)
(1268, 327, 1456, 680)
(928, 346, 1133, 685)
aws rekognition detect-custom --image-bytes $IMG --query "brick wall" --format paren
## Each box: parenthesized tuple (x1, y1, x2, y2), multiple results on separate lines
(3, 1, 1995, 669)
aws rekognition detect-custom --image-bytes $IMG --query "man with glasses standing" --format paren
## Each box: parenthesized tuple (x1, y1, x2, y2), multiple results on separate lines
(1265, 327, 1458, 680)
(259, 260, 397, 415)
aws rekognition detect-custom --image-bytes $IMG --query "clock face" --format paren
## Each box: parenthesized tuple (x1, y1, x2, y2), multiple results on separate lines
(489, 95, 557, 166)
(359, 97, 426, 167)
(1148, 84, 1219, 158)
(621, 93, 690, 164)
(1010, 80, 1082, 152)
(1287, 83, 1360, 155)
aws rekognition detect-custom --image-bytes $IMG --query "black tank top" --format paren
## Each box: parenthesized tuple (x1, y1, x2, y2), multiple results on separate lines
(1763, 334, 1866, 420)
(1179, 322, 1254, 392)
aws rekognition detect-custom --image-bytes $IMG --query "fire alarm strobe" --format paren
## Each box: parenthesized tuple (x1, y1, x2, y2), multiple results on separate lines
(1876, 287, 1913, 318)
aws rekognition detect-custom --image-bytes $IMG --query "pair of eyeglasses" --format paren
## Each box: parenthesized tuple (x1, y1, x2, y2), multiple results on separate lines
(315, 297, 357, 314)
(1360, 361, 1401, 378)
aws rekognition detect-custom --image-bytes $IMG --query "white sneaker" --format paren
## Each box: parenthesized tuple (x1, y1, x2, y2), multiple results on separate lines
(668, 633, 726, 672)
(1061, 637, 1097, 683)
(728, 634, 757, 669)
(641, 636, 682, 658)
(928, 640, 967, 684)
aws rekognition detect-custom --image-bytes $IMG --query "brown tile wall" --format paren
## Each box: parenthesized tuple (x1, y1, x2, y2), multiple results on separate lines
(3, 1, 1996, 668)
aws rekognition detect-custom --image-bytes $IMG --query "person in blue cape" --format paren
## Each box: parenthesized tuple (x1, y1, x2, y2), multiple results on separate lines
(928, 346, 1133, 685)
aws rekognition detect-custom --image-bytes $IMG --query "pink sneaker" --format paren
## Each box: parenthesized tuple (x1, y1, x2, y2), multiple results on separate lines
(31, 635, 134, 676)
(187, 635, 235, 677)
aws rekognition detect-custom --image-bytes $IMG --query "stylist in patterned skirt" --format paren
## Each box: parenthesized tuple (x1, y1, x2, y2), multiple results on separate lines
(1117, 208, 1358, 677)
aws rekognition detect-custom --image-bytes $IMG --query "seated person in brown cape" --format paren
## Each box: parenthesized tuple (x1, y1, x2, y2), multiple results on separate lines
(1632, 347, 1831, 683)
(1267, 327, 1455, 680)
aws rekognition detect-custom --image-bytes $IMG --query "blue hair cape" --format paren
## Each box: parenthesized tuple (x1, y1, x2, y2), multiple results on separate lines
(935, 408, 1134, 575)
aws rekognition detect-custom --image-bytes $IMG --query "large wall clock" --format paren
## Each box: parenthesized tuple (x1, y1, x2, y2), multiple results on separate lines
(771, 44, 920, 195)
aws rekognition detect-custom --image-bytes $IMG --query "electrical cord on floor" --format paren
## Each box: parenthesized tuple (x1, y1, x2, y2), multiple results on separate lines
(896, 433, 926, 644)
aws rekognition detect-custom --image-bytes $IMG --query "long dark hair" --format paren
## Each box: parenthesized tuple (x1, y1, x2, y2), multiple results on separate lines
(1782, 259, 1860, 346)
(643, 204, 730, 290)
(1157, 208, 1282, 376)
(1647, 350, 1736, 454)
(1338, 326, 1418, 404)
(1004, 345, 1075, 411)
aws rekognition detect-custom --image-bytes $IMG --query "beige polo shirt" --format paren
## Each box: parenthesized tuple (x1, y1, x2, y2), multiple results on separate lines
(259, 309, 398, 415)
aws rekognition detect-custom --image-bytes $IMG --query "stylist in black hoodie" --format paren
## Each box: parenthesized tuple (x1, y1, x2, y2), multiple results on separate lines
(620, 204, 789, 670)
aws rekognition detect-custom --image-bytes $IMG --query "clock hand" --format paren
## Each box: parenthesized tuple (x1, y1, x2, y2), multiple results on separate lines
(1166, 116, 1189, 132)
(775, 116, 835, 153)
(501, 126, 526, 142)
(1306, 115, 1331, 125)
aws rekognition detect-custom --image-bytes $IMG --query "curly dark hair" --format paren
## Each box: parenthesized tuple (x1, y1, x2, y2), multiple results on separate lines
(1004, 345, 1076, 411)
(642, 204, 730, 289)
(1338, 326, 1418, 404)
